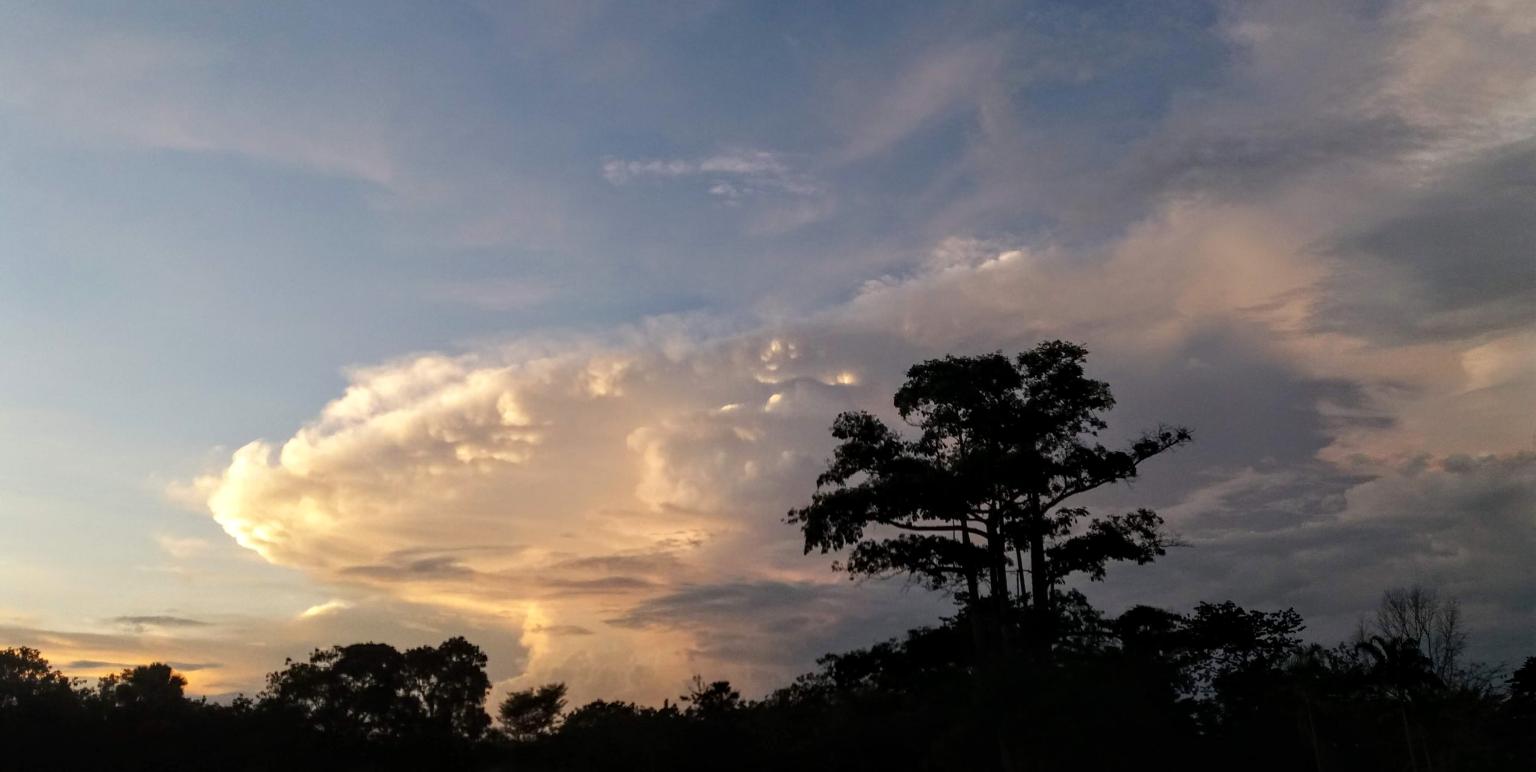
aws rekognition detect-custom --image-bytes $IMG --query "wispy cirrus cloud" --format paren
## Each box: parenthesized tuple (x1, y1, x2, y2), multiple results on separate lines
(602, 149, 823, 199)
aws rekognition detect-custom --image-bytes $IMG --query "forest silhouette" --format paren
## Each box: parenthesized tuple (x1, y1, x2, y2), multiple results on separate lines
(2, 343, 1531, 771)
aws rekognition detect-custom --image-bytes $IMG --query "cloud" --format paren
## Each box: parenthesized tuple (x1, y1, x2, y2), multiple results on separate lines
(834, 39, 1010, 161)
(190, 192, 1532, 696)
(602, 149, 824, 203)
(426, 280, 558, 313)
(297, 600, 353, 620)
(1313, 139, 1536, 343)
(155, 535, 213, 559)
(0, 4, 588, 254)
(179, 0, 1535, 700)
(606, 580, 949, 681)
(602, 150, 786, 184)
(0, 17, 400, 188)
(1096, 452, 1536, 663)
(527, 624, 595, 637)
(8, 596, 530, 698)
(111, 616, 210, 633)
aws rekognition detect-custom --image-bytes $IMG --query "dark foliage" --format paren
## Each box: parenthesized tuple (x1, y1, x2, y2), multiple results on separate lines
(499, 681, 567, 740)
(4, 603, 1531, 771)
(787, 342, 1191, 650)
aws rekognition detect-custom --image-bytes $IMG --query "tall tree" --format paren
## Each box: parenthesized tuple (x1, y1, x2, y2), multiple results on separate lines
(789, 341, 1190, 646)
(405, 637, 493, 740)
(499, 682, 568, 741)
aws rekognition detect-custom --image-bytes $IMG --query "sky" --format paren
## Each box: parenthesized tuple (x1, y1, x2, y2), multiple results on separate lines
(0, 0, 1532, 703)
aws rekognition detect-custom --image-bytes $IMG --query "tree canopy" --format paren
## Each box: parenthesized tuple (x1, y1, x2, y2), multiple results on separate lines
(263, 636, 491, 742)
(498, 682, 567, 741)
(789, 341, 1191, 638)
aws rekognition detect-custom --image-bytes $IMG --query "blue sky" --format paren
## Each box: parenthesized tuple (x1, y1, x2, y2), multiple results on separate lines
(1, 0, 1532, 700)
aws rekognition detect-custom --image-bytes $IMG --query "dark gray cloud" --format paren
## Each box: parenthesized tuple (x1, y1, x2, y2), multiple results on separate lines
(606, 581, 835, 632)
(62, 660, 222, 676)
(606, 580, 950, 677)
(545, 551, 684, 576)
(61, 660, 127, 670)
(341, 555, 478, 582)
(538, 576, 661, 597)
(1087, 452, 1536, 667)
(527, 624, 595, 637)
(165, 661, 222, 672)
(1314, 140, 1536, 342)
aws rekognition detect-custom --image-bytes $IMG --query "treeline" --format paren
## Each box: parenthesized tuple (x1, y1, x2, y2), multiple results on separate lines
(500, 589, 1536, 772)
(0, 638, 500, 771)
(1, 592, 1533, 771)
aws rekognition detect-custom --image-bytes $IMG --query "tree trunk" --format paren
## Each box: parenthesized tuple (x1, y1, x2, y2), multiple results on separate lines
(1304, 700, 1324, 772)
(964, 513, 1015, 772)
(1400, 706, 1419, 772)
(986, 511, 1010, 612)
(1014, 545, 1027, 601)
(960, 523, 982, 607)
(1029, 495, 1051, 656)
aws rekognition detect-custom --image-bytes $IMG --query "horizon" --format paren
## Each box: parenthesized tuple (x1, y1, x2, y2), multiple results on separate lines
(1, 0, 1532, 706)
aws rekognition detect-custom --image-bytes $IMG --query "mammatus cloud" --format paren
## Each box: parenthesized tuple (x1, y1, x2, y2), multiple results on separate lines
(185, 0, 1535, 701)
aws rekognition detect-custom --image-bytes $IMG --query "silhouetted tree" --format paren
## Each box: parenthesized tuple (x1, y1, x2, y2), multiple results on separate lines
(405, 636, 492, 740)
(264, 642, 417, 740)
(498, 681, 567, 741)
(789, 341, 1190, 649)
(788, 342, 1189, 771)
(681, 676, 741, 718)
(1372, 584, 1467, 683)
(97, 663, 188, 712)
(1353, 634, 1445, 771)
(0, 647, 78, 711)
(1508, 657, 1536, 766)
(1510, 657, 1536, 709)
(1182, 601, 1306, 696)
(262, 638, 490, 743)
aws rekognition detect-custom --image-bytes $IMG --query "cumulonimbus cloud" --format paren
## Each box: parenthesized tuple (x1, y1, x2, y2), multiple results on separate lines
(190, 206, 1533, 699)
(187, 0, 1536, 700)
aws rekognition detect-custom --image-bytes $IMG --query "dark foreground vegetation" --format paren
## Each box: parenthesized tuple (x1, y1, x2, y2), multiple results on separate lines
(4, 343, 1531, 770)
(3, 601, 1533, 772)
